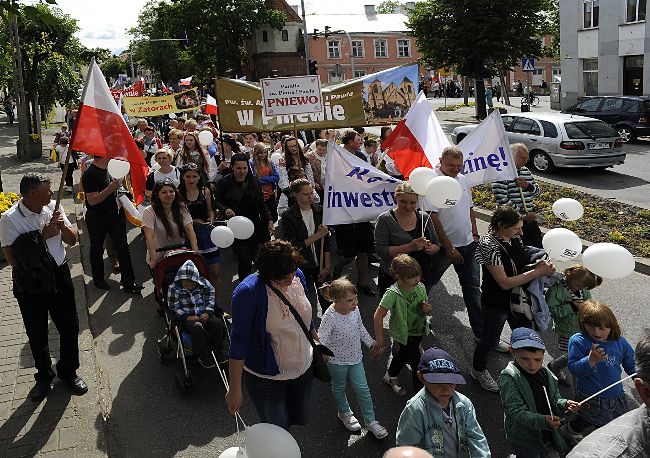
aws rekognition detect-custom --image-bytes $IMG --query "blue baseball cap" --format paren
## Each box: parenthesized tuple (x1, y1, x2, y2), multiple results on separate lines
(418, 348, 466, 384)
(510, 327, 546, 350)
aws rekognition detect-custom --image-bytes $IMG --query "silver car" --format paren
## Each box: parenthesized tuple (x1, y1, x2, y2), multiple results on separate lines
(451, 112, 626, 173)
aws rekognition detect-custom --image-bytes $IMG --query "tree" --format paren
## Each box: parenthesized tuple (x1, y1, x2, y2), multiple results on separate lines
(130, 0, 286, 82)
(407, 0, 554, 119)
(376, 0, 400, 14)
(100, 55, 128, 80)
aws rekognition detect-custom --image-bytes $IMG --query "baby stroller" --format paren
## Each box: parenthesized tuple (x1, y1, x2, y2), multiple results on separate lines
(153, 247, 230, 394)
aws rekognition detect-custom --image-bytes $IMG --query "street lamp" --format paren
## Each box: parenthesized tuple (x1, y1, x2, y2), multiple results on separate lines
(128, 36, 189, 80)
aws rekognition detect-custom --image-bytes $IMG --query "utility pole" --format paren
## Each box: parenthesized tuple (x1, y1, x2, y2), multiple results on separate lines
(300, 0, 310, 75)
(11, 16, 29, 161)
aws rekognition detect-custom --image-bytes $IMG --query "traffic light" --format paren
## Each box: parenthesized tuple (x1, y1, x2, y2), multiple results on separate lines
(324, 26, 331, 38)
(309, 60, 318, 75)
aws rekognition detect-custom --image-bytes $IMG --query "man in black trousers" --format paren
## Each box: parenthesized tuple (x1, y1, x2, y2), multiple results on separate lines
(82, 156, 143, 293)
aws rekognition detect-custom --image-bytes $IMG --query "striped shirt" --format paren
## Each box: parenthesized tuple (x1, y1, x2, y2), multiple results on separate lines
(491, 166, 541, 213)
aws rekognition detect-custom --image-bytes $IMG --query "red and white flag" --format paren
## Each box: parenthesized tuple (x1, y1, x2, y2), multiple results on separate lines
(161, 81, 170, 94)
(381, 91, 451, 179)
(179, 76, 192, 86)
(70, 58, 149, 205)
(205, 94, 218, 115)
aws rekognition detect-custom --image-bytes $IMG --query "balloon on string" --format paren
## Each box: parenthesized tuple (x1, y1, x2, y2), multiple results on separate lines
(542, 228, 582, 261)
(198, 130, 214, 146)
(227, 216, 255, 240)
(582, 243, 635, 279)
(408, 167, 438, 195)
(211, 226, 235, 248)
(270, 152, 282, 165)
(219, 447, 248, 458)
(245, 423, 301, 458)
(552, 198, 584, 221)
(169, 113, 177, 119)
(107, 159, 131, 179)
(424, 176, 462, 208)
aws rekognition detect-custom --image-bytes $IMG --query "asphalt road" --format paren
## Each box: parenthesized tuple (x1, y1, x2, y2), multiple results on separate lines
(82, 216, 648, 458)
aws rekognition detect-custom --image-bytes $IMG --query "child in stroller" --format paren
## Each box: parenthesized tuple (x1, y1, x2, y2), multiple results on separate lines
(167, 259, 229, 368)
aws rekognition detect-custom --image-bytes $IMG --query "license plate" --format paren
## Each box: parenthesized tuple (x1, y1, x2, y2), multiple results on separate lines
(588, 142, 610, 150)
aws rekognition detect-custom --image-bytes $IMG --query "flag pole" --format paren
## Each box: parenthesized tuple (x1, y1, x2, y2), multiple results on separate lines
(54, 150, 72, 211)
(213, 76, 226, 162)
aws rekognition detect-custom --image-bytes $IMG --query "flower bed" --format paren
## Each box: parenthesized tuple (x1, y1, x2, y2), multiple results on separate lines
(0, 192, 20, 215)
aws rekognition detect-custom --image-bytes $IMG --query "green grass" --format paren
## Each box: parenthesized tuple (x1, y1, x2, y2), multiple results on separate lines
(472, 181, 650, 258)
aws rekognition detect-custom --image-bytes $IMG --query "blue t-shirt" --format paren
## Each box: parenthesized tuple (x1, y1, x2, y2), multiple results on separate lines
(567, 332, 636, 398)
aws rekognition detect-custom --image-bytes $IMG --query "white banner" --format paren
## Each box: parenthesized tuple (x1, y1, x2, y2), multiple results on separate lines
(457, 110, 518, 186)
(261, 75, 323, 117)
(324, 141, 403, 225)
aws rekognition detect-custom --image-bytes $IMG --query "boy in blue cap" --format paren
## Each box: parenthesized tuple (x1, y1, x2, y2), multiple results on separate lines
(498, 328, 581, 457)
(396, 348, 491, 457)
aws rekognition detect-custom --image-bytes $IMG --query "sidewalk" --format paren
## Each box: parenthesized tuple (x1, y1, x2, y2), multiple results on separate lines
(0, 118, 107, 457)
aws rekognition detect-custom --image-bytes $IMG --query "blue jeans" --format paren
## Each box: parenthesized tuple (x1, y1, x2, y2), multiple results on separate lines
(243, 367, 314, 430)
(511, 443, 560, 458)
(571, 390, 629, 430)
(472, 305, 532, 372)
(327, 362, 376, 423)
(430, 241, 483, 338)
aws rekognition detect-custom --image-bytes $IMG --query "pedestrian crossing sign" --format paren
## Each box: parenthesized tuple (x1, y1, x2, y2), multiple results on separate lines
(522, 58, 535, 72)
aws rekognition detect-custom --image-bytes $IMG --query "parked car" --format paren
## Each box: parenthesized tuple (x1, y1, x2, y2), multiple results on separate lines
(562, 95, 650, 142)
(451, 112, 625, 173)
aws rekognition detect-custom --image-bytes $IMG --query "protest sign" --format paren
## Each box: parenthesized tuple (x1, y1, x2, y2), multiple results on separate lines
(457, 109, 518, 186)
(122, 88, 200, 116)
(217, 64, 418, 132)
(323, 141, 403, 225)
(261, 75, 323, 117)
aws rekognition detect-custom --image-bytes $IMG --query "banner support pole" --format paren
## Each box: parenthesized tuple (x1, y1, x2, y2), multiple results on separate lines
(213, 76, 226, 162)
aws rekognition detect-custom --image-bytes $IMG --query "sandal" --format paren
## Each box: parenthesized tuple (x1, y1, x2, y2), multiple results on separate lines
(383, 373, 406, 396)
(338, 411, 361, 432)
(366, 420, 388, 439)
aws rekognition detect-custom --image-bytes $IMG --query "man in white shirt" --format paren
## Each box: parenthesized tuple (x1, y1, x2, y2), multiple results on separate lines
(428, 147, 489, 346)
(0, 173, 87, 402)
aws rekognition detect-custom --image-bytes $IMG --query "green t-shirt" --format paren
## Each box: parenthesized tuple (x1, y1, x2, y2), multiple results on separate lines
(380, 282, 429, 345)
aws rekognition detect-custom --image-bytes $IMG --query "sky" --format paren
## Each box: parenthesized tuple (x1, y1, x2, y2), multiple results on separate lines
(53, 0, 380, 55)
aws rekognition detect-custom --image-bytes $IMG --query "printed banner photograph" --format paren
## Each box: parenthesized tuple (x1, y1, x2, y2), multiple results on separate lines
(217, 64, 418, 132)
(122, 88, 200, 116)
(324, 141, 403, 225)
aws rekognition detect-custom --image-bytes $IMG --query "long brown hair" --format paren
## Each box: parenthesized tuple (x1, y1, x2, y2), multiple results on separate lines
(181, 132, 209, 173)
(252, 143, 270, 178)
(151, 180, 188, 241)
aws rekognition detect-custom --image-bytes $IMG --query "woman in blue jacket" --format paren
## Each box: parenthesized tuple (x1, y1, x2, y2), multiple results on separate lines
(225, 239, 315, 430)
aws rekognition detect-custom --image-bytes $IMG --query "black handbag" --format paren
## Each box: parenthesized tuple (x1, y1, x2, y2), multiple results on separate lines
(266, 282, 334, 382)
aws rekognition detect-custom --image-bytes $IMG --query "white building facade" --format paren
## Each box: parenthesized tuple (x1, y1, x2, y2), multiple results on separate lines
(560, 0, 649, 108)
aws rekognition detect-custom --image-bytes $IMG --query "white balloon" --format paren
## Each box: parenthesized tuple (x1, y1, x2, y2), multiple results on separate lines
(297, 139, 304, 150)
(107, 159, 131, 179)
(552, 198, 584, 221)
(270, 152, 282, 165)
(583, 243, 635, 279)
(219, 447, 247, 458)
(424, 176, 462, 208)
(168, 113, 177, 119)
(210, 226, 235, 248)
(227, 216, 255, 240)
(408, 167, 438, 195)
(246, 423, 300, 458)
(542, 228, 582, 261)
(198, 130, 214, 146)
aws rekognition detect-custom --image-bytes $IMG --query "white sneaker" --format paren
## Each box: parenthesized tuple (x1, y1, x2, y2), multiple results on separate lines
(383, 372, 406, 396)
(366, 420, 388, 439)
(338, 411, 361, 432)
(494, 341, 510, 353)
(470, 368, 500, 392)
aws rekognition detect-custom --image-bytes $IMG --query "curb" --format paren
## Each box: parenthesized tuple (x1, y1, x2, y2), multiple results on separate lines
(473, 207, 650, 276)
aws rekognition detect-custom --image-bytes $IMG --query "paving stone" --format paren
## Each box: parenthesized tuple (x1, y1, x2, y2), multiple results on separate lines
(57, 427, 78, 451)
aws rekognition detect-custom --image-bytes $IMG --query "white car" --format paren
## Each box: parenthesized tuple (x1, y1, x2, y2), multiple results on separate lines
(451, 112, 626, 173)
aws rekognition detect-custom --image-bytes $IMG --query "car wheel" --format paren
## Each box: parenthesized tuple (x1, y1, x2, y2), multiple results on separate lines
(456, 133, 466, 144)
(616, 126, 636, 143)
(530, 150, 556, 173)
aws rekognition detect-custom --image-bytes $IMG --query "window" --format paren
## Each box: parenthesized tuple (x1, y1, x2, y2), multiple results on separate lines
(281, 30, 289, 41)
(565, 121, 617, 139)
(583, 0, 599, 28)
(602, 98, 624, 111)
(512, 118, 541, 135)
(533, 69, 544, 76)
(540, 120, 559, 138)
(397, 39, 411, 57)
(582, 58, 598, 96)
(351, 40, 364, 58)
(552, 68, 561, 76)
(262, 31, 268, 42)
(374, 39, 388, 58)
(627, 0, 646, 22)
(329, 71, 343, 83)
(501, 116, 517, 131)
(327, 40, 341, 59)
(576, 97, 603, 112)
(624, 101, 641, 113)
(354, 70, 366, 77)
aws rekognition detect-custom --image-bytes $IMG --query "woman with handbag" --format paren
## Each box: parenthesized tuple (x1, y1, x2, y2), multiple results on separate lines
(470, 206, 555, 393)
(226, 240, 328, 430)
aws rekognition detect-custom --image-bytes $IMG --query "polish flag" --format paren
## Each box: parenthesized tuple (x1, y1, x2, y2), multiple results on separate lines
(381, 91, 451, 179)
(205, 94, 218, 115)
(70, 58, 149, 205)
(179, 76, 192, 86)
(161, 81, 170, 94)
